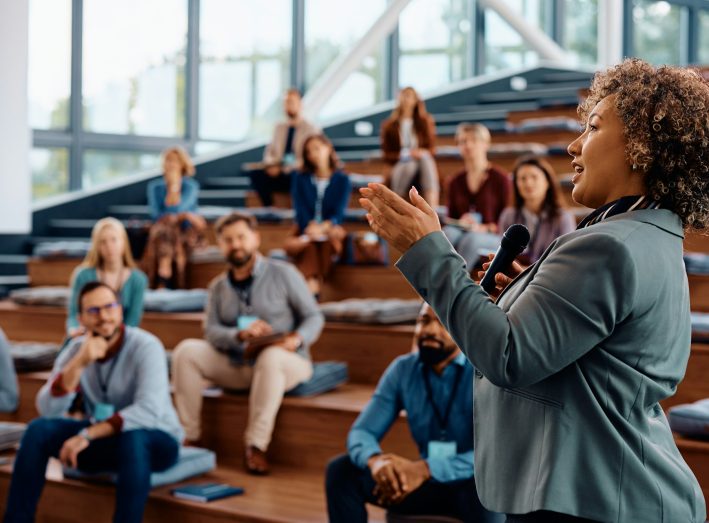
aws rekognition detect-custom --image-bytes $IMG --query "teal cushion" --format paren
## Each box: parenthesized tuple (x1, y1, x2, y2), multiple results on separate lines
(668, 399, 709, 437)
(63, 446, 216, 488)
(287, 361, 348, 397)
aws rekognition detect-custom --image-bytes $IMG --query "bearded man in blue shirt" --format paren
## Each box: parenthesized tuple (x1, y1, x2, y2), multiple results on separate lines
(326, 304, 502, 522)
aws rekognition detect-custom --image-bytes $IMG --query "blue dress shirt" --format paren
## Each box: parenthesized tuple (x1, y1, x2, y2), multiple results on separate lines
(348, 352, 475, 483)
(146, 177, 200, 221)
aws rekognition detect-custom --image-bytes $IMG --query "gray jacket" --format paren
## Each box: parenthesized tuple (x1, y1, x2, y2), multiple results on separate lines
(397, 209, 706, 522)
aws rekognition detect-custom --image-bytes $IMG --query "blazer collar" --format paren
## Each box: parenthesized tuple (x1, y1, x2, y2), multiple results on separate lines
(603, 208, 684, 239)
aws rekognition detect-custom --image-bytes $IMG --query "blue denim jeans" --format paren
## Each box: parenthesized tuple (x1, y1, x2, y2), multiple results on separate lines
(3, 417, 179, 523)
(325, 454, 504, 523)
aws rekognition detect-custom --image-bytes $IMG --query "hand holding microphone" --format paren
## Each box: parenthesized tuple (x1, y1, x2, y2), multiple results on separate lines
(478, 224, 530, 297)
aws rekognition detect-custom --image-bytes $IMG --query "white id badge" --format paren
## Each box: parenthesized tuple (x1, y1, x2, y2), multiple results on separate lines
(238, 315, 258, 330)
(428, 440, 457, 459)
(94, 402, 115, 422)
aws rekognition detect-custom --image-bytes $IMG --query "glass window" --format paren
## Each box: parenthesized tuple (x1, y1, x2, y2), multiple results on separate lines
(82, 0, 188, 136)
(305, 0, 387, 121)
(632, 0, 685, 65)
(483, 0, 547, 74)
(31, 148, 70, 201)
(696, 10, 709, 65)
(28, 0, 72, 130)
(83, 150, 160, 190)
(398, 0, 472, 92)
(562, 0, 598, 66)
(199, 0, 292, 142)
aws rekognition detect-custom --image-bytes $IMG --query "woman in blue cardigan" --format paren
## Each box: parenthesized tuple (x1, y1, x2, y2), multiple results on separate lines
(285, 135, 351, 296)
(143, 146, 206, 289)
(67, 217, 147, 336)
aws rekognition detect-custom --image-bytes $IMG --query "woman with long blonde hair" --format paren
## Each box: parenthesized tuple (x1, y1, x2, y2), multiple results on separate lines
(66, 217, 148, 336)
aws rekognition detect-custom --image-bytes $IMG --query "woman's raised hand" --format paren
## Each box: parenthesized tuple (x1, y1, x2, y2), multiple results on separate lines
(359, 184, 441, 253)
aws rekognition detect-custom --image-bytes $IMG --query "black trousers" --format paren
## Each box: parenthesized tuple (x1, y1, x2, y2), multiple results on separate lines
(249, 169, 291, 206)
(325, 454, 503, 523)
(505, 511, 600, 522)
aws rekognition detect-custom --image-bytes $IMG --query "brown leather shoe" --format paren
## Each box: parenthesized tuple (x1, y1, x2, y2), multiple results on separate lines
(244, 445, 269, 475)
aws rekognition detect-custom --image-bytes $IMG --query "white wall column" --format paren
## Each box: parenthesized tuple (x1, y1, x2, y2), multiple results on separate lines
(598, 0, 624, 67)
(0, 0, 32, 234)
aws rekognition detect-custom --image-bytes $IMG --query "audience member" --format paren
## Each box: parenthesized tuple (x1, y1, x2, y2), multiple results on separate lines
(67, 217, 148, 337)
(171, 212, 324, 475)
(143, 146, 207, 289)
(3, 281, 183, 523)
(498, 156, 576, 265)
(0, 329, 18, 413)
(284, 134, 351, 296)
(381, 87, 439, 206)
(326, 303, 502, 523)
(443, 123, 512, 268)
(252, 88, 320, 207)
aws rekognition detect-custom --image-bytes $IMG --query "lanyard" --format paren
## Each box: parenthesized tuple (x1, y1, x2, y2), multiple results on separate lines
(422, 363, 464, 440)
(96, 351, 121, 403)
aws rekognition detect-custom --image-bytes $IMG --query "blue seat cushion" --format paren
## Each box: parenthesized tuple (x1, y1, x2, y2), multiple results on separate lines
(692, 312, 709, 342)
(143, 289, 208, 312)
(668, 399, 709, 438)
(63, 445, 216, 488)
(287, 361, 348, 397)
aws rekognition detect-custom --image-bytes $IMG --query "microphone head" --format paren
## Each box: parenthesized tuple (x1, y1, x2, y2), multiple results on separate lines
(501, 224, 530, 255)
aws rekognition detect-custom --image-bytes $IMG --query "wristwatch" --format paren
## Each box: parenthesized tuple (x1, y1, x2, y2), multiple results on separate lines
(78, 428, 93, 442)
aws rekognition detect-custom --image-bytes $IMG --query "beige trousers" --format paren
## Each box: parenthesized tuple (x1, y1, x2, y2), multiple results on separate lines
(171, 339, 313, 449)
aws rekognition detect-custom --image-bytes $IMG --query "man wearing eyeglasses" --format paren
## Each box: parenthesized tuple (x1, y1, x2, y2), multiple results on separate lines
(3, 281, 184, 523)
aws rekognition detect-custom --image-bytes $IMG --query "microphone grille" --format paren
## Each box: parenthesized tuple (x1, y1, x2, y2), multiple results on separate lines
(503, 224, 531, 248)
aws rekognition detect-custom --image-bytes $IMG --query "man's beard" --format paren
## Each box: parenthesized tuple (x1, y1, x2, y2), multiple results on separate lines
(286, 110, 298, 119)
(92, 324, 121, 341)
(417, 336, 456, 366)
(228, 250, 253, 268)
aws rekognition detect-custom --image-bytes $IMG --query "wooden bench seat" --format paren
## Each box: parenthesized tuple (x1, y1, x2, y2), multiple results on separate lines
(674, 436, 709, 502)
(0, 459, 386, 523)
(1, 372, 417, 473)
(26, 259, 416, 301)
(0, 301, 415, 383)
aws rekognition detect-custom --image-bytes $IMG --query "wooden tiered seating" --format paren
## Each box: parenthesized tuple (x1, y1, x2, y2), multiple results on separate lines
(0, 458, 386, 522)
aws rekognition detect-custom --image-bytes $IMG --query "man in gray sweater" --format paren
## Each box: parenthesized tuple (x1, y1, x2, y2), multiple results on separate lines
(172, 212, 324, 475)
(3, 281, 183, 523)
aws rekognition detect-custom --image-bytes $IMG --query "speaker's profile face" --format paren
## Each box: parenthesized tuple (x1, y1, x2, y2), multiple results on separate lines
(567, 95, 635, 209)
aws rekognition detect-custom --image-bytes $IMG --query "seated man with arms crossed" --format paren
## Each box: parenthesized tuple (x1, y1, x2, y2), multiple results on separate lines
(326, 304, 502, 523)
(172, 212, 324, 475)
(3, 281, 183, 523)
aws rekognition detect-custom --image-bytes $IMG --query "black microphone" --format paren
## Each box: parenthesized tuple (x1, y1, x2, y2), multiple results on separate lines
(479, 224, 530, 294)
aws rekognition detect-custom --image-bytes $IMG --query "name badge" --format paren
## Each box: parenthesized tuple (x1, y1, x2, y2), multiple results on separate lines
(238, 315, 258, 330)
(94, 402, 115, 422)
(428, 440, 457, 459)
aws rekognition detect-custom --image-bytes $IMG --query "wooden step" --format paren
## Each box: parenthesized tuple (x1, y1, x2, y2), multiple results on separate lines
(685, 231, 709, 255)
(662, 343, 709, 410)
(0, 301, 415, 383)
(0, 459, 386, 522)
(689, 274, 709, 313)
(674, 436, 709, 502)
(2, 372, 417, 474)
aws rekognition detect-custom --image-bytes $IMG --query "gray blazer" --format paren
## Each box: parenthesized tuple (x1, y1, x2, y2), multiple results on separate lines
(397, 209, 706, 522)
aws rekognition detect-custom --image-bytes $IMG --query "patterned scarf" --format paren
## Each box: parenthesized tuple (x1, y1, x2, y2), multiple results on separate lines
(576, 195, 661, 229)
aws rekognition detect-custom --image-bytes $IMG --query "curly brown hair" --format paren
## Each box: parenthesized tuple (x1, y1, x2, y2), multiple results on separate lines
(579, 58, 709, 230)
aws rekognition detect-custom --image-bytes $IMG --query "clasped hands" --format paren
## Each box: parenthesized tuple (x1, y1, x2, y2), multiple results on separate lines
(368, 453, 430, 506)
(236, 320, 301, 355)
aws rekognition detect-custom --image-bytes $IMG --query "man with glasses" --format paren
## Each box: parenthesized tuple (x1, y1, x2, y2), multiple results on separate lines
(3, 281, 184, 523)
